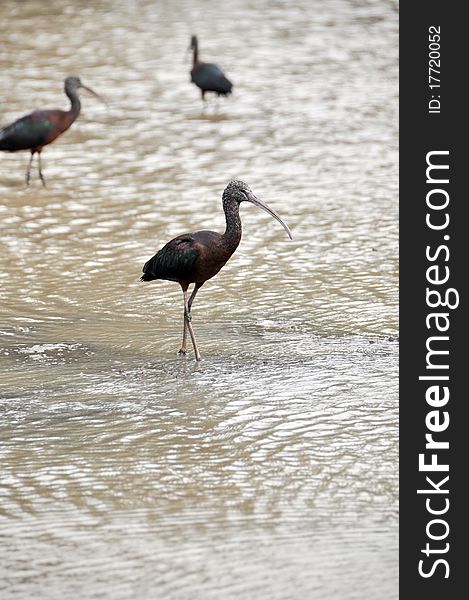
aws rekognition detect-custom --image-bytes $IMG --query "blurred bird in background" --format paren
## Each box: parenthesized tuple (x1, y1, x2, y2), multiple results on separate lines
(189, 35, 233, 103)
(0, 76, 105, 186)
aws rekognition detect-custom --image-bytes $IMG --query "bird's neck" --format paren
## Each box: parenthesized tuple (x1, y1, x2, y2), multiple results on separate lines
(192, 44, 199, 65)
(222, 198, 242, 250)
(66, 88, 81, 122)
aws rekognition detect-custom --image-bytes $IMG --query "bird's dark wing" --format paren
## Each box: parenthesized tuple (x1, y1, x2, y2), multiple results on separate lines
(191, 62, 233, 95)
(0, 111, 57, 151)
(141, 235, 200, 282)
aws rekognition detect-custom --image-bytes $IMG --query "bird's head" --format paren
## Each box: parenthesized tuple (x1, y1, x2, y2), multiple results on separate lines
(189, 35, 198, 51)
(64, 76, 83, 92)
(64, 76, 106, 105)
(223, 180, 293, 240)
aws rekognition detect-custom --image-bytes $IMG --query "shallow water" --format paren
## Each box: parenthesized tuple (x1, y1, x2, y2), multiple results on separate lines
(0, 0, 398, 598)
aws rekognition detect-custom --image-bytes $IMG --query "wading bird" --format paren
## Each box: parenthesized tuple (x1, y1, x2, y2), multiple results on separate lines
(189, 35, 233, 102)
(141, 180, 292, 361)
(0, 76, 104, 186)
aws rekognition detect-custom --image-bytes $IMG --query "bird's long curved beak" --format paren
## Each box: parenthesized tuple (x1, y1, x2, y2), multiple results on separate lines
(82, 85, 108, 107)
(245, 192, 293, 240)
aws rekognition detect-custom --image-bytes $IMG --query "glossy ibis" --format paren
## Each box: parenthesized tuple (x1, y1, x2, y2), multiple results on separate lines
(141, 180, 292, 361)
(0, 76, 104, 186)
(189, 35, 233, 102)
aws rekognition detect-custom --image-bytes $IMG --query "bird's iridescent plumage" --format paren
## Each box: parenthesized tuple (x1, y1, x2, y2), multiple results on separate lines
(141, 181, 292, 361)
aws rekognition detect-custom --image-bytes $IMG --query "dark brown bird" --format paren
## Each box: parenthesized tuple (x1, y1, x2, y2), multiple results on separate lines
(189, 35, 233, 102)
(141, 180, 292, 361)
(0, 76, 104, 186)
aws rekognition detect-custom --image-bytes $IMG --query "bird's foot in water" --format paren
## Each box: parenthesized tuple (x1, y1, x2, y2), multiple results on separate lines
(177, 349, 187, 356)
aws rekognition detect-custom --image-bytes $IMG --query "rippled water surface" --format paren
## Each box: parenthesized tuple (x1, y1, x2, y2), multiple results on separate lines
(0, 1, 398, 598)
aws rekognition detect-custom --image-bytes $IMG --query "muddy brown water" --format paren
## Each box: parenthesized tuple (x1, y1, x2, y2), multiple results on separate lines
(0, 1, 398, 598)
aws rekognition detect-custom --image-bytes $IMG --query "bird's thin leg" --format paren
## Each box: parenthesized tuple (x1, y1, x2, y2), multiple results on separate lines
(178, 314, 188, 356)
(37, 152, 46, 187)
(25, 152, 34, 186)
(182, 288, 201, 361)
(187, 317, 201, 362)
(178, 283, 203, 357)
(188, 282, 203, 311)
(178, 284, 189, 356)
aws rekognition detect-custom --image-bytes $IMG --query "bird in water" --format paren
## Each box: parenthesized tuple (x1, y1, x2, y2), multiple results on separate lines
(141, 180, 292, 361)
(189, 35, 233, 102)
(0, 76, 104, 186)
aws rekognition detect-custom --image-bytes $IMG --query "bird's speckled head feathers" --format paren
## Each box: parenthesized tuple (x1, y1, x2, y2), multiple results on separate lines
(222, 180, 253, 204)
(64, 76, 83, 92)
